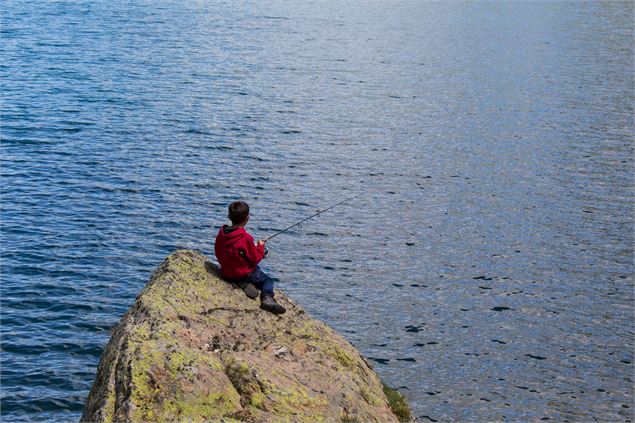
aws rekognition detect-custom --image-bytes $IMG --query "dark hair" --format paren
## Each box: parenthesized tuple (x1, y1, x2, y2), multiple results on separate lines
(228, 201, 249, 225)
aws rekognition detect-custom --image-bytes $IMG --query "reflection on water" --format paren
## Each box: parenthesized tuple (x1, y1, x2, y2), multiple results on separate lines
(1, 1, 633, 421)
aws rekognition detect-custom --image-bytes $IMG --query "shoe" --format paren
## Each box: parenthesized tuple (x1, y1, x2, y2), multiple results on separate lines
(236, 281, 259, 299)
(260, 295, 286, 315)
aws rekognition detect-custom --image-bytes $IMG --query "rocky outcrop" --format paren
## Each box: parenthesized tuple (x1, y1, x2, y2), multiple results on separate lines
(81, 250, 410, 422)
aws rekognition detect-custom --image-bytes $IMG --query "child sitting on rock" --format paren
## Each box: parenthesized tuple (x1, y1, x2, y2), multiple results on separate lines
(214, 201, 286, 315)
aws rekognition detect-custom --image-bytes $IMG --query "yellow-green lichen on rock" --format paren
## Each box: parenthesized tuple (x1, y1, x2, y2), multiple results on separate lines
(80, 249, 411, 422)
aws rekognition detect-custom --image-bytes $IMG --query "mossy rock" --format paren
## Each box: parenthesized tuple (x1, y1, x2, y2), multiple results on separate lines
(383, 382, 413, 422)
(81, 250, 411, 422)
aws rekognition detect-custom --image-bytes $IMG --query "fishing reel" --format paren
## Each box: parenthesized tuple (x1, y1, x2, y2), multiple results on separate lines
(256, 240, 270, 257)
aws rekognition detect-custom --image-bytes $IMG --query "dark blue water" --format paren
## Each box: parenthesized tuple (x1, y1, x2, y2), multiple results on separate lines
(2, 1, 633, 421)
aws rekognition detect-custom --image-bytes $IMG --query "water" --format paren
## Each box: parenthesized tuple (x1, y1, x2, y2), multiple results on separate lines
(1, 1, 633, 421)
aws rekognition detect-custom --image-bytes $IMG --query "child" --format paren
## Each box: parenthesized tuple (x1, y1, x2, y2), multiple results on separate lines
(214, 201, 286, 315)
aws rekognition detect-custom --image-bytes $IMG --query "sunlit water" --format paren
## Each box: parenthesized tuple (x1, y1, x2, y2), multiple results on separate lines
(1, 1, 633, 421)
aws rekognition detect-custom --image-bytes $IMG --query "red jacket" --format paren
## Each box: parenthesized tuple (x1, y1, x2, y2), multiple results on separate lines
(214, 225, 265, 279)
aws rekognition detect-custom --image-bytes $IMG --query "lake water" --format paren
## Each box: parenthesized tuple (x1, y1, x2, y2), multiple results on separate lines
(1, 1, 633, 421)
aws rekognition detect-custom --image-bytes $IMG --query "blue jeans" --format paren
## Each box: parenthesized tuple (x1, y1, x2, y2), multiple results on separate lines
(238, 266, 274, 298)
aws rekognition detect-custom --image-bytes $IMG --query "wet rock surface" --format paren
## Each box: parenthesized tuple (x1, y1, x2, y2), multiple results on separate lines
(81, 250, 406, 422)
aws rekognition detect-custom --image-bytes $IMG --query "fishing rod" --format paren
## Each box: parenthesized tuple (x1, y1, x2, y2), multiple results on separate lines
(264, 194, 360, 242)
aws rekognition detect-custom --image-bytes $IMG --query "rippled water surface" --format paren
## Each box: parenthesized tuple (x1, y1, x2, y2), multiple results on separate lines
(2, 1, 634, 421)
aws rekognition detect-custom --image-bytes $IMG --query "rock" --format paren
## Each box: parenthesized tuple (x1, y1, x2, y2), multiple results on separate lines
(81, 250, 410, 422)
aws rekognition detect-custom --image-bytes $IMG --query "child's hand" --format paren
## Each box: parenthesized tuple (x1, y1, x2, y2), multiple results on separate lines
(256, 239, 266, 246)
